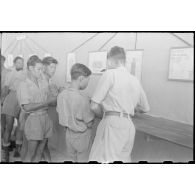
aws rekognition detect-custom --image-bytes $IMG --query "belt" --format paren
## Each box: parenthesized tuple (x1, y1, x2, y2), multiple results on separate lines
(105, 111, 131, 119)
(30, 110, 48, 116)
(67, 127, 87, 134)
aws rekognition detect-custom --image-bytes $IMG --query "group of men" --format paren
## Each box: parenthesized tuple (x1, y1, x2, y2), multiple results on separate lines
(1, 45, 150, 163)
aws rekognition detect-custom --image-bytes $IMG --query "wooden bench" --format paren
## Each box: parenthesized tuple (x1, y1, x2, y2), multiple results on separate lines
(132, 113, 193, 148)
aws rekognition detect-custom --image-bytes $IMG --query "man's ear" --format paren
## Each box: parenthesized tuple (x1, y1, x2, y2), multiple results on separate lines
(79, 75, 84, 82)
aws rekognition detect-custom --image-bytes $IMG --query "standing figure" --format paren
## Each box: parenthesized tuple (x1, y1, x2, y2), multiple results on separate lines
(42, 56, 58, 162)
(1, 55, 10, 142)
(1, 56, 25, 162)
(17, 56, 55, 162)
(89, 46, 150, 163)
(57, 63, 95, 162)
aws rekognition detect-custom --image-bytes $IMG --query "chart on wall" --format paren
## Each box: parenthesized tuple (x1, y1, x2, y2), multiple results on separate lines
(168, 47, 194, 81)
(125, 50, 144, 82)
(66, 52, 76, 82)
(88, 51, 107, 74)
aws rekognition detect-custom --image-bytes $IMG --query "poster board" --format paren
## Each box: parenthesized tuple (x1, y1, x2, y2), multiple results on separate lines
(88, 51, 107, 74)
(66, 52, 76, 82)
(125, 50, 144, 82)
(168, 47, 194, 81)
(6, 54, 14, 68)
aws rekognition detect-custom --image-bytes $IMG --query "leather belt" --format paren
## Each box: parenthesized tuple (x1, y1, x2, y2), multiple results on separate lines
(105, 111, 131, 119)
(30, 110, 48, 116)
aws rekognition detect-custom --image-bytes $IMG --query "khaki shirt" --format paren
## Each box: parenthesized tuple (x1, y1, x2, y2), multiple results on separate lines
(91, 66, 150, 115)
(4, 69, 27, 91)
(17, 76, 49, 107)
(57, 88, 95, 132)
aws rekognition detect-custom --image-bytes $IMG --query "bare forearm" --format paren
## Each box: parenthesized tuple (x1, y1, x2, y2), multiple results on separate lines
(94, 109, 103, 119)
(86, 120, 95, 128)
(135, 105, 149, 113)
(90, 102, 103, 119)
(22, 102, 48, 112)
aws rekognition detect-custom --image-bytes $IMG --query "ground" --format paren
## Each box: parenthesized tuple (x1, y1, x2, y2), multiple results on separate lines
(4, 130, 193, 163)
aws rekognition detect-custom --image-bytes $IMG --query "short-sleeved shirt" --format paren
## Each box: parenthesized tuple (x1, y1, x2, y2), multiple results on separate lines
(57, 88, 95, 132)
(17, 76, 49, 110)
(4, 69, 27, 91)
(91, 66, 150, 116)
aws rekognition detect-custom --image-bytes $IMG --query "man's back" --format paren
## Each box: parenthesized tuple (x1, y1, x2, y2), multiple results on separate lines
(57, 88, 94, 132)
(92, 66, 149, 115)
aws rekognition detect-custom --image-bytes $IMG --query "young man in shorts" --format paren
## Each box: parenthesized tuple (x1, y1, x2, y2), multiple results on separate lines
(57, 63, 95, 162)
(17, 56, 55, 162)
(1, 56, 26, 162)
(41, 56, 59, 162)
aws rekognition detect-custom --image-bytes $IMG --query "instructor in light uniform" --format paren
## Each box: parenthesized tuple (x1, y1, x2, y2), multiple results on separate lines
(89, 46, 150, 163)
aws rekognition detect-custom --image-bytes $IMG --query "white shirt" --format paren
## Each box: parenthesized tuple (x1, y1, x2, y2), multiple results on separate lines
(91, 66, 150, 115)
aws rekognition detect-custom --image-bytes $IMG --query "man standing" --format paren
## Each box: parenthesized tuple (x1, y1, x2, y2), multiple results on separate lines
(89, 46, 150, 163)
(1, 56, 26, 162)
(1, 55, 9, 140)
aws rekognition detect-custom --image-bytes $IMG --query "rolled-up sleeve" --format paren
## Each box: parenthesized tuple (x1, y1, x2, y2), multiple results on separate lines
(91, 71, 113, 104)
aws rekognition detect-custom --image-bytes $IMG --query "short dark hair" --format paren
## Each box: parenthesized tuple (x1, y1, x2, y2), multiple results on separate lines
(27, 55, 42, 69)
(13, 56, 24, 63)
(70, 63, 92, 80)
(42, 56, 58, 66)
(107, 46, 126, 64)
(1, 54, 6, 62)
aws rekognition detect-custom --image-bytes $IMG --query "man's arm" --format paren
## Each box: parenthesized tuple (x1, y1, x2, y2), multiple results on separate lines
(86, 119, 95, 128)
(134, 105, 148, 114)
(90, 71, 113, 119)
(90, 101, 104, 119)
(22, 101, 49, 113)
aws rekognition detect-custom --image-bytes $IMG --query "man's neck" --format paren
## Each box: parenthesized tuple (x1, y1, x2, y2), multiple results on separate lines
(69, 81, 80, 90)
(44, 72, 51, 81)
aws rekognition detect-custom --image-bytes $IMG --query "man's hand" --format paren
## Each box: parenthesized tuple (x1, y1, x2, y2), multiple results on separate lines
(59, 86, 66, 93)
(86, 120, 94, 128)
(134, 106, 147, 114)
(46, 97, 57, 106)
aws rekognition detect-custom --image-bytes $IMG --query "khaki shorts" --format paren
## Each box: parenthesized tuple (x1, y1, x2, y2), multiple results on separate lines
(25, 111, 53, 141)
(18, 110, 29, 131)
(66, 128, 92, 162)
(2, 90, 20, 118)
(89, 115, 136, 163)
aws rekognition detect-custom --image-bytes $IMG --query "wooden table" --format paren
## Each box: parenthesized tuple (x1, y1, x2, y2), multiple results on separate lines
(132, 113, 193, 148)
